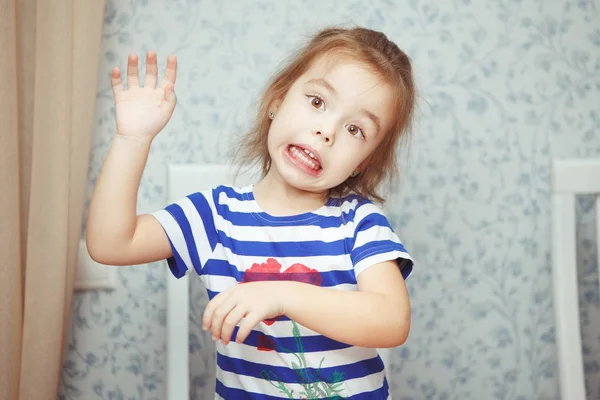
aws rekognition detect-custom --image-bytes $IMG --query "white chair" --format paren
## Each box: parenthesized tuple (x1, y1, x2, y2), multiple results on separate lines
(164, 163, 393, 399)
(551, 158, 600, 400)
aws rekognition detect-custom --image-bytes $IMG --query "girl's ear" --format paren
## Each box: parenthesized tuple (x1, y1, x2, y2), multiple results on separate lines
(355, 154, 374, 174)
(268, 98, 282, 115)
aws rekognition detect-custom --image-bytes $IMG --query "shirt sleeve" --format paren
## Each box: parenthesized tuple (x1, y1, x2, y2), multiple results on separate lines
(151, 189, 220, 278)
(350, 202, 414, 280)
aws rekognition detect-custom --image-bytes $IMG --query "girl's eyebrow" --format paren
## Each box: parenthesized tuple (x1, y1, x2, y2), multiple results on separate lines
(306, 78, 337, 97)
(306, 78, 381, 133)
(360, 108, 381, 134)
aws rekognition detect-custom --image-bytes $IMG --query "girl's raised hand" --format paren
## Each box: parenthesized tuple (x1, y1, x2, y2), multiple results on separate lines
(111, 51, 177, 141)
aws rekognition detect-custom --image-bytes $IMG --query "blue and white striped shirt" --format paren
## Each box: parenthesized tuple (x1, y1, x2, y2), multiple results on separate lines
(152, 185, 414, 399)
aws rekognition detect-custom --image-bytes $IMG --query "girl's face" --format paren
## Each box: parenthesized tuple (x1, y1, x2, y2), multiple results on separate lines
(266, 55, 396, 196)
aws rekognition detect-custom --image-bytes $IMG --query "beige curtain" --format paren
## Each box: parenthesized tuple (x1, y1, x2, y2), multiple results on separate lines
(0, 0, 105, 398)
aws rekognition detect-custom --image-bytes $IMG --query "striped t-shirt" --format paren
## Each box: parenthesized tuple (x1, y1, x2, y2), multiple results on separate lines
(152, 185, 414, 399)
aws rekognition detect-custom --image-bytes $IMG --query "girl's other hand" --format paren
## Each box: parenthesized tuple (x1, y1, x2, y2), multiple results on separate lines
(202, 282, 287, 345)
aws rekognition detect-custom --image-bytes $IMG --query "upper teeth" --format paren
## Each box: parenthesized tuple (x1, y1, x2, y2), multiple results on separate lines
(303, 148, 317, 160)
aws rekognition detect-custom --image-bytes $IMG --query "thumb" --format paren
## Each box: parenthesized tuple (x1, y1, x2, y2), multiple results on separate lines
(162, 84, 176, 109)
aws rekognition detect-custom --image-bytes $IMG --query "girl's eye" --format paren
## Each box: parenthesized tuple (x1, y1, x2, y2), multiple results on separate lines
(347, 124, 365, 139)
(307, 95, 325, 111)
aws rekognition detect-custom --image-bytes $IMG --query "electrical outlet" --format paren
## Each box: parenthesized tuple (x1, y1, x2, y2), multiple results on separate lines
(74, 239, 117, 291)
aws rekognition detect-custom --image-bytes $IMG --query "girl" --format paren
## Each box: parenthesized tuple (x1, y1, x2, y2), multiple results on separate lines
(87, 26, 416, 399)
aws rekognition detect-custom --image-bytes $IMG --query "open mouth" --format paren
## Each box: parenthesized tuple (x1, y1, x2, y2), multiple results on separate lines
(285, 144, 322, 175)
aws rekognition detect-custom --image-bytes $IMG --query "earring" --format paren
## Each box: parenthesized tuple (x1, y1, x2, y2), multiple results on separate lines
(350, 171, 357, 177)
(269, 111, 275, 119)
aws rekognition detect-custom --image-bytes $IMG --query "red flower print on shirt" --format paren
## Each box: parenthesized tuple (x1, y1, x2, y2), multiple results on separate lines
(242, 258, 323, 285)
(256, 333, 276, 352)
(242, 258, 323, 326)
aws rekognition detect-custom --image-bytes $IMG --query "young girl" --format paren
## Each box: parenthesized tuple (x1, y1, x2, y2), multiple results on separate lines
(87, 26, 416, 399)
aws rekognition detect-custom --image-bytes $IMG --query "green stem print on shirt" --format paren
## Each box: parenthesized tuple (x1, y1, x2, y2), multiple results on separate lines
(259, 321, 347, 399)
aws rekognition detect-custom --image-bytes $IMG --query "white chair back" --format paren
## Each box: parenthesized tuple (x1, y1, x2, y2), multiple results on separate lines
(551, 158, 600, 399)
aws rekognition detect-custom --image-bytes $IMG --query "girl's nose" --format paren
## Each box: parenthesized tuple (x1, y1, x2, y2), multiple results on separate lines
(315, 130, 334, 145)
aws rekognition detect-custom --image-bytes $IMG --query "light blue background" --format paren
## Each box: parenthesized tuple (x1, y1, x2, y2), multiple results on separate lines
(59, 1, 600, 399)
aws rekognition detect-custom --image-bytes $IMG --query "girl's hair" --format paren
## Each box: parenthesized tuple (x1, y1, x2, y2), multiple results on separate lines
(234, 26, 416, 203)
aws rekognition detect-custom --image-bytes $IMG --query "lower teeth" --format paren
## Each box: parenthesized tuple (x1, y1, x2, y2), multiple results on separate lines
(291, 146, 319, 170)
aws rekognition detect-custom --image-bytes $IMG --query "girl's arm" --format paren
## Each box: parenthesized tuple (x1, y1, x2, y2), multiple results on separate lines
(204, 260, 411, 349)
(86, 51, 177, 266)
(281, 260, 410, 348)
(86, 136, 172, 265)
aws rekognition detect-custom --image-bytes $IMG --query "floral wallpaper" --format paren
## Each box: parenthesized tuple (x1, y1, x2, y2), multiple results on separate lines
(59, 0, 600, 399)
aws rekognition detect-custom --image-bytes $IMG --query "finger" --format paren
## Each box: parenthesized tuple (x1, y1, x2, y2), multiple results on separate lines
(110, 66, 124, 95)
(235, 312, 262, 344)
(210, 301, 237, 341)
(203, 288, 231, 331)
(126, 53, 140, 88)
(160, 83, 176, 112)
(220, 306, 246, 345)
(202, 293, 225, 331)
(159, 54, 177, 89)
(143, 50, 158, 88)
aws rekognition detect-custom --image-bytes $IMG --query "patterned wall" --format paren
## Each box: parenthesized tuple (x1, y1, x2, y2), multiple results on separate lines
(59, 1, 600, 399)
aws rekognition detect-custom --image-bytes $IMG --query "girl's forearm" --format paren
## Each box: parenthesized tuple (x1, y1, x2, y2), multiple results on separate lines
(281, 282, 410, 348)
(86, 134, 151, 260)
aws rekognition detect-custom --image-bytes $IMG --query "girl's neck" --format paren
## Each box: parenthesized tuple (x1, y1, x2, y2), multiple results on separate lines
(253, 170, 329, 217)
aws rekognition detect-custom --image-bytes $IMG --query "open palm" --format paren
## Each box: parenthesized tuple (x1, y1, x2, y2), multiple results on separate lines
(111, 51, 178, 140)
